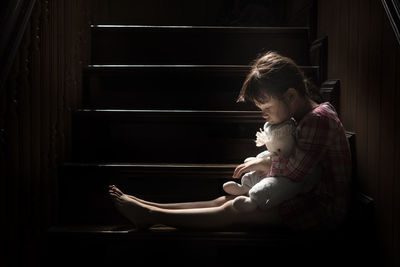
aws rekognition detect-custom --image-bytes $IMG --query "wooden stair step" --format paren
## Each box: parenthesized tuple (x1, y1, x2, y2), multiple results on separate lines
(72, 110, 265, 163)
(46, 224, 352, 266)
(83, 65, 320, 110)
(91, 25, 310, 65)
(48, 224, 300, 243)
(63, 133, 356, 225)
(58, 163, 237, 225)
(48, 224, 136, 235)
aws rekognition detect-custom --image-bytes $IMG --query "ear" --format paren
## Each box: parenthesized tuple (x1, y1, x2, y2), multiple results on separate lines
(284, 88, 298, 103)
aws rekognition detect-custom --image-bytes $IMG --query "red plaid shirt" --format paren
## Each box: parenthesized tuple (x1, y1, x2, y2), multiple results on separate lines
(269, 102, 352, 231)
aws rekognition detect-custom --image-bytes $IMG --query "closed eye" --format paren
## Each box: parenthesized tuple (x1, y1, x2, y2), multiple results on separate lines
(261, 107, 271, 114)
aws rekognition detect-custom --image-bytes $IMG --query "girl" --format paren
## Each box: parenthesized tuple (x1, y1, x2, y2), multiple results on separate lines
(109, 51, 352, 231)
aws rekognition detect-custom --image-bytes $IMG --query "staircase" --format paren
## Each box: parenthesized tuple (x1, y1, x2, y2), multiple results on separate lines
(45, 3, 357, 267)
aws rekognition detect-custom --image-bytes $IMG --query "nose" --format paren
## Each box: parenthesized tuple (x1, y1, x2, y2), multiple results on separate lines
(262, 112, 269, 120)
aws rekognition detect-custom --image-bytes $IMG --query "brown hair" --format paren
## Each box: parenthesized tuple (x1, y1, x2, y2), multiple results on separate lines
(237, 51, 321, 104)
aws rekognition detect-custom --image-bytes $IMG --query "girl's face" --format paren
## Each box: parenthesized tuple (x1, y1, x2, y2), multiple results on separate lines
(255, 96, 291, 125)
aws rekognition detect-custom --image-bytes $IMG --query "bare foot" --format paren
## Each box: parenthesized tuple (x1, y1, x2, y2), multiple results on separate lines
(109, 185, 124, 195)
(108, 185, 153, 230)
(109, 185, 148, 204)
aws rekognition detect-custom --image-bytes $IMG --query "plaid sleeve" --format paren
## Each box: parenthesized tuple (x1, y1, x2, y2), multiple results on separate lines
(268, 114, 335, 182)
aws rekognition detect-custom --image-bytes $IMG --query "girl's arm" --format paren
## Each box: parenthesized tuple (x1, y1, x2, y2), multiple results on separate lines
(232, 157, 271, 179)
(269, 114, 337, 182)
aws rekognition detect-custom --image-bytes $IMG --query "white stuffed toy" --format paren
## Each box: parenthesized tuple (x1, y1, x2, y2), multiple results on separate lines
(223, 119, 321, 212)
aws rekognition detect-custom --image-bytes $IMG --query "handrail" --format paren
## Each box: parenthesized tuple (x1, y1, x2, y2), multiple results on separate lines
(0, 1, 23, 58)
(0, 0, 36, 92)
(381, 0, 400, 46)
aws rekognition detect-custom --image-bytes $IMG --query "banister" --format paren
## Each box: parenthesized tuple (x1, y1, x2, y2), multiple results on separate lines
(0, 0, 36, 92)
(0, 0, 23, 58)
(381, 0, 400, 46)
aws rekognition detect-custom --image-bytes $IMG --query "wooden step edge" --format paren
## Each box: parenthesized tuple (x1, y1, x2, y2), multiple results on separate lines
(84, 64, 250, 72)
(90, 24, 309, 33)
(83, 64, 319, 72)
(61, 163, 238, 178)
(73, 109, 264, 122)
(74, 109, 262, 115)
(47, 224, 297, 242)
(62, 162, 237, 169)
(48, 225, 136, 234)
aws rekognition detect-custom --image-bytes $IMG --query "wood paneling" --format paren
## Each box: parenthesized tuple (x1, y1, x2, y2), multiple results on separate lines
(317, 0, 400, 266)
(0, 1, 91, 266)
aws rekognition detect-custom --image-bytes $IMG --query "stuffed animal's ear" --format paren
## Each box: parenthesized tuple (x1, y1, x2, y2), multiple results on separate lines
(244, 157, 256, 162)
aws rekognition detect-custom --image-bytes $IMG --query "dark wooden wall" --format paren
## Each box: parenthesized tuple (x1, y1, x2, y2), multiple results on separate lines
(0, 1, 91, 266)
(317, 0, 400, 266)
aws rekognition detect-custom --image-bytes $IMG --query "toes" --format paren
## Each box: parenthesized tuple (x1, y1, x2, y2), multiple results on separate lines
(114, 189, 123, 197)
(108, 188, 115, 196)
(109, 188, 122, 197)
(108, 185, 124, 196)
(113, 187, 124, 196)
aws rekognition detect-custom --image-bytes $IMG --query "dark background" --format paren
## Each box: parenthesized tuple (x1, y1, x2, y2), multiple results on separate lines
(0, 0, 399, 266)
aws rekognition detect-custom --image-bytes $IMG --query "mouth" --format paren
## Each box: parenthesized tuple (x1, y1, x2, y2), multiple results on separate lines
(263, 116, 278, 125)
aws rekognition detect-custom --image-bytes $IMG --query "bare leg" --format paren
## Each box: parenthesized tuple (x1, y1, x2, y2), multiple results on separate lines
(109, 185, 234, 209)
(109, 188, 282, 230)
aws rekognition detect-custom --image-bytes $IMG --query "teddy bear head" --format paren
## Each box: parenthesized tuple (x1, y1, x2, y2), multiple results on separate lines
(255, 119, 296, 157)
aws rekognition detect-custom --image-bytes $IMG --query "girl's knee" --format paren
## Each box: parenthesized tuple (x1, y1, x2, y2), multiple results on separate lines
(213, 195, 235, 206)
(219, 199, 237, 211)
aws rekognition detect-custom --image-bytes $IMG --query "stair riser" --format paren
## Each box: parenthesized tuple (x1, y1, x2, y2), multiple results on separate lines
(83, 66, 319, 110)
(58, 166, 235, 224)
(72, 112, 265, 163)
(91, 27, 310, 65)
(84, 67, 249, 110)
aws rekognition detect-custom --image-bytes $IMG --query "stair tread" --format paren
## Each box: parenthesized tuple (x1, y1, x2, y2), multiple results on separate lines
(74, 109, 264, 123)
(71, 109, 264, 163)
(75, 109, 262, 116)
(48, 224, 304, 240)
(62, 162, 237, 177)
(83, 64, 319, 77)
(82, 65, 320, 110)
(63, 162, 237, 168)
(91, 24, 309, 32)
(77, 109, 259, 112)
(49, 224, 136, 234)
(74, 109, 264, 122)
(85, 64, 318, 70)
(91, 24, 310, 65)
(48, 224, 341, 245)
(86, 64, 251, 69)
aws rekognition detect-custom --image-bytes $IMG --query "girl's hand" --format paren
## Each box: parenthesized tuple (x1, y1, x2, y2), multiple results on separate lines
(232, 157, 271, 179)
